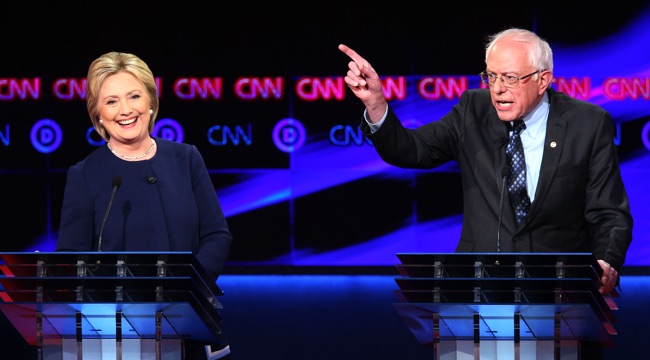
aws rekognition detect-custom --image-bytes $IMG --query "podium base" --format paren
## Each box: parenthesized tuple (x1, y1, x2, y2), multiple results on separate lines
(435, 340, 579, 360)
(45, 338, 183, 360)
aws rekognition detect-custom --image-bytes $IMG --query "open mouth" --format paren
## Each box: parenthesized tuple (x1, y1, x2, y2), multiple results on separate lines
(117, 117, 137, 126)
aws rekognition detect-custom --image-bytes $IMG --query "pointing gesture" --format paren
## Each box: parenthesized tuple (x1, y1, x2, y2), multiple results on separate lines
(339, 44, 388, 123)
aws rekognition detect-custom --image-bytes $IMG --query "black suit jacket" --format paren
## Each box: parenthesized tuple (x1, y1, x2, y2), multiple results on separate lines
(361, 88, 633, 270)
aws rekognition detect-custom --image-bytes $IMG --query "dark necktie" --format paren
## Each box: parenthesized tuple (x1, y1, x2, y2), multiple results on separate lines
(506, 120, 531, 224)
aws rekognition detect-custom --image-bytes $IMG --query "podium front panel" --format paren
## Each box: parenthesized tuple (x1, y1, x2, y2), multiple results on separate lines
(0, 252, 224, 347)
(393, 252, 618, 349)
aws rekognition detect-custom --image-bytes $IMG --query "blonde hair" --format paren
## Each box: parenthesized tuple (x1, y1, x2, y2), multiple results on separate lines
(86, 52, 159, 141)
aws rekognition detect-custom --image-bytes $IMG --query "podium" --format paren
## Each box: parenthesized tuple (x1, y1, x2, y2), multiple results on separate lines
(0, 251, 224, 360)
(393, 252, 618, 360)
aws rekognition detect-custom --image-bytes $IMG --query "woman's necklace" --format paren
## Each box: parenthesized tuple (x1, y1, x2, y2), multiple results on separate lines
(107, 138, 156, 160)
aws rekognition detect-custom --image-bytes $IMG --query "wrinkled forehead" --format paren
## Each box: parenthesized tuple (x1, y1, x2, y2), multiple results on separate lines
(486, 39, 533, 73)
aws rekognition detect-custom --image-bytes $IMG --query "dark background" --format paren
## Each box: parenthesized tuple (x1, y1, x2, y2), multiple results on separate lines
(2, 0, 649, 265)
(2, 1, 650, 359)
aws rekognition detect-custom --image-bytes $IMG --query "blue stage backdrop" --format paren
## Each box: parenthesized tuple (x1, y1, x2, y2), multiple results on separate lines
(1, 2, 649, 268)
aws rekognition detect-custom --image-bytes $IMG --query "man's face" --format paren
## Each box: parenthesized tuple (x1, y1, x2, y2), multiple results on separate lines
(485, 38, 552, 122)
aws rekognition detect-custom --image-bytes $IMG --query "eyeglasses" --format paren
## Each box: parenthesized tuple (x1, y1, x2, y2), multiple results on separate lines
(479, 70, 544, 88)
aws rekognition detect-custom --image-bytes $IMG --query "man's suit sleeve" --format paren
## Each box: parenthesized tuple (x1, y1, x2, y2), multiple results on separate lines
(584, 110, 633, 270)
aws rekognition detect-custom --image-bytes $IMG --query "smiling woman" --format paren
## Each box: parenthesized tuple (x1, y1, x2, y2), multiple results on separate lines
(55, 51, 234, 360)
(85, 53, 160, 155)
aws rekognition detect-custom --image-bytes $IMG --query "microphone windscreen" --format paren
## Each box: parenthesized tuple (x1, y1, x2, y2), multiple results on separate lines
(112, 176, 122, 189)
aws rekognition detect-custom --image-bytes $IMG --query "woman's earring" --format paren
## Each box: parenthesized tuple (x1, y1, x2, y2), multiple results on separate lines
(149, 109, 153, 115)
(99, 119, 103, 124)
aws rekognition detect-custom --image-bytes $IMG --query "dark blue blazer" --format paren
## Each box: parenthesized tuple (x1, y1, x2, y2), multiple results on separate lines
(361, 88, 633, 270)
(57, 137, 232, 281)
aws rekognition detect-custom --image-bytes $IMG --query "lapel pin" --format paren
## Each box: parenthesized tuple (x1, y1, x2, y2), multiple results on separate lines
(550, 141, 557, 148)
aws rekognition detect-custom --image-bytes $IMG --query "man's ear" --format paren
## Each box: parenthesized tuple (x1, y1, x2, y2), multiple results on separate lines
(538, 70, 553, 94)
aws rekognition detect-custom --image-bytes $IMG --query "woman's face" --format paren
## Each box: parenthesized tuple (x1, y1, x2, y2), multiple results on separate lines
(97, 71, 151, 145)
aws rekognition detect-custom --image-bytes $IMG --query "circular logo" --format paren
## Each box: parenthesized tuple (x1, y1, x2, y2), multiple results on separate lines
(30, 119, 62, 153)
(152, 118, 184, 142)
(272, 118, 305, 153)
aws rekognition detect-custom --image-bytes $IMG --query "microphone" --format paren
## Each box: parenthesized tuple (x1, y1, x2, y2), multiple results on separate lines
(497, 167, 510, 252)
(146, 175, 157, 184)
(97, 176, 122, 253)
